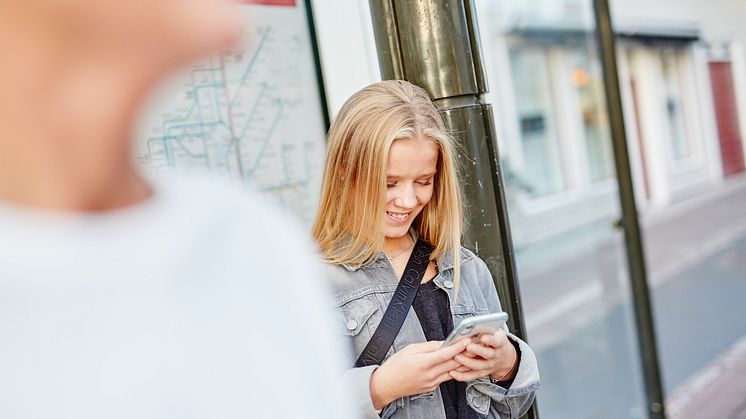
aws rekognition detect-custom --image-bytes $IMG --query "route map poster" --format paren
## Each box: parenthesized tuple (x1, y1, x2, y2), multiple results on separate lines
(136, 0, 327, 224)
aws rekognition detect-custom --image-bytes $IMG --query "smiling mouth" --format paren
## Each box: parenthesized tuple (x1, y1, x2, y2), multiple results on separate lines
(386, 211, 412, 223)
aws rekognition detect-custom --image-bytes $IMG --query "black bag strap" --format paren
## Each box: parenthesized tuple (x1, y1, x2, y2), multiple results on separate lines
(355, 239, 433, 367)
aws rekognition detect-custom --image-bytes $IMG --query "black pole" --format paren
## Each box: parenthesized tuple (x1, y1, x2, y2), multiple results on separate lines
(592, 1, 667, 418)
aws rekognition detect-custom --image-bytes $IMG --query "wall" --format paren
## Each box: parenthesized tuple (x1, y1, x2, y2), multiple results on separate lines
(310, 0, 380, 118)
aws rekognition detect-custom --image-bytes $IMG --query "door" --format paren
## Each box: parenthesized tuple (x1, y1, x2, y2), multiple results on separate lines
(709, 61, 746, 176)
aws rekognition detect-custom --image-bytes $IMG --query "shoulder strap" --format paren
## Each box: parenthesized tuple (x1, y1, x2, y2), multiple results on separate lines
(355, 239, 433, 367)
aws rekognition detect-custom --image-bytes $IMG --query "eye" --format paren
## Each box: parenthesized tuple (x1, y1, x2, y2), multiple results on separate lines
(416, 178, 433, 186)
(387, 182, 397, 188)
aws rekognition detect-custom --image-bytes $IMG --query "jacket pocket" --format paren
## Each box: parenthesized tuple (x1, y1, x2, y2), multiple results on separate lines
(337, 296, 384, 363)
(409, 391, 435, 401)
(338, 296, 380, 337)
(451, 302, 489, 325)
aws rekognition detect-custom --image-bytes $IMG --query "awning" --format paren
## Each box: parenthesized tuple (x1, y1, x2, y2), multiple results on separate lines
(507, 16, 700, 43)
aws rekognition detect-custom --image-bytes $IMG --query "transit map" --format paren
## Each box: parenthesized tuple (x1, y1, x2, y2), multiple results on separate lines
(136, 0, 326, 223)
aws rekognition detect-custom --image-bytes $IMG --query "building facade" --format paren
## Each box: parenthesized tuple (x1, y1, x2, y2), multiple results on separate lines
(312, 0, 746, 263)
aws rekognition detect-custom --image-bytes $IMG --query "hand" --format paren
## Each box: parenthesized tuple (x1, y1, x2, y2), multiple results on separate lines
(369, 339, 471, 410)
(449, 330, 518, 382)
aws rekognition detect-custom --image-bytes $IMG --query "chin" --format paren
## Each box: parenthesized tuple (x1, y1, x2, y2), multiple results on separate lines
(384, 224, 413, 239)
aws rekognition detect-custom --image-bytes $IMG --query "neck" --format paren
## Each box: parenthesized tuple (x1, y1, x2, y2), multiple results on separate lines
(0, 13, 151, 211)
(383, 232, 414, 253)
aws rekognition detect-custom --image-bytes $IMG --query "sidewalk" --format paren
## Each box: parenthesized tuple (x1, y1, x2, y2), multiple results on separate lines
(642, 175, 746, 284)
(667, 336, 746, 419)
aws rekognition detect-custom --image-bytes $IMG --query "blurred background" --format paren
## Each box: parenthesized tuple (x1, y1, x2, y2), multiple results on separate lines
(137, 1, 746, 418)
(474, 1, 746, 418)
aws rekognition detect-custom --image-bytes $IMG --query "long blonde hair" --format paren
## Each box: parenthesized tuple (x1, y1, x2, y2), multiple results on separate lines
(312, 80, 464, 287)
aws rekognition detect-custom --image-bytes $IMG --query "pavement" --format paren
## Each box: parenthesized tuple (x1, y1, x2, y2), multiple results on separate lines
(514, 174, 746, 419)
(667, 336, 746, 419)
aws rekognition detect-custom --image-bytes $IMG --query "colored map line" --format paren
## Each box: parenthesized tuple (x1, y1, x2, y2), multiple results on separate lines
(245, 103, 286, 177)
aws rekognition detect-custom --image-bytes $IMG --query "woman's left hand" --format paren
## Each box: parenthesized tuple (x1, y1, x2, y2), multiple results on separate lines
(449, 330, 518, 382)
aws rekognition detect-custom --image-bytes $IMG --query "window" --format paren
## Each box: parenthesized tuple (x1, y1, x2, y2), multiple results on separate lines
(571, 50, 614, 182)
(508, 47, 566, 197)
(660, 48, 691, 160)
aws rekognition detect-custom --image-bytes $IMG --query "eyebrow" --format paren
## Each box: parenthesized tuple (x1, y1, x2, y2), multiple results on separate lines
(387, 172, 437, 179)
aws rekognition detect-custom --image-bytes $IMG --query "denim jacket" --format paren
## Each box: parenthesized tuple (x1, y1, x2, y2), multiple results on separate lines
(326, 246, 540, 419)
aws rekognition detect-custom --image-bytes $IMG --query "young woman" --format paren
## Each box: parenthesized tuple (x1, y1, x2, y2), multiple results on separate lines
(312, 80, 540, 418)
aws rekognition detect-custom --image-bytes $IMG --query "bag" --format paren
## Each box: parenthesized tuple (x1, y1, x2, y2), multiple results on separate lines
(355, 239, 433, 367)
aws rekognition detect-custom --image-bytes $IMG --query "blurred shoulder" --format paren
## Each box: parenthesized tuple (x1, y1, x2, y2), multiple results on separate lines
(149, 173, 321, 280)
(153, 173, 308, 239)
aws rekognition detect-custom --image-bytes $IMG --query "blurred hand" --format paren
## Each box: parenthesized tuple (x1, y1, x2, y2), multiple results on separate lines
(369, 339, 470, 410)
(449, 330, 518, 382)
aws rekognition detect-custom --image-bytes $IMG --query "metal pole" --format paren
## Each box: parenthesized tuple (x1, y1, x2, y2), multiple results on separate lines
(368, 1, 537, 417)
(593, 1, 667, 418)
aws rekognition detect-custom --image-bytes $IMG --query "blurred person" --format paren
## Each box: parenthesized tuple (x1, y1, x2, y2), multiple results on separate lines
(0, 1, 354, 418)
(312, 80, 540, 419)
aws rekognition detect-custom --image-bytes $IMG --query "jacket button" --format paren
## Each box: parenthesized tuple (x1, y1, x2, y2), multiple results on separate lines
(443, 280, 454, 289)
(346, 320, 358, 330)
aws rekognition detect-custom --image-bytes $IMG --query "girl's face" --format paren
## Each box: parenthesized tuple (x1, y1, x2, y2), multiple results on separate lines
(384, 137, 438, 239)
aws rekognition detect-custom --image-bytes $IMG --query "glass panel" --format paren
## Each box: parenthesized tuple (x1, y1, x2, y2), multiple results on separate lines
(571, 50, 614, 182)
(476, 0, 648, 418)
(660, 48, 690, 160)
(635, 42, 746, 416)
(508, 47, 566, 196)
(136, 2, 328, 224)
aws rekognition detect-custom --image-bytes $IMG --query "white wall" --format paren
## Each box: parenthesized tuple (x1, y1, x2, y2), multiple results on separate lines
(611, 0, 746, 42)
(310, 0, 380, 118)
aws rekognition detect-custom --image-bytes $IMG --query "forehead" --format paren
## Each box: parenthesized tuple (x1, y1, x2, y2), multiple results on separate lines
(386, 137, 438, 176)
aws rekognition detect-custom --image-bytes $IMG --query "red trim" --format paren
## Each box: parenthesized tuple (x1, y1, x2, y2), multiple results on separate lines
(709, 61, 746, 176)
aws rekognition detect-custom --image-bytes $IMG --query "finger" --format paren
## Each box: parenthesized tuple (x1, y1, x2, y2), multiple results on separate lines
(430, 359, 463, 377)
(454, 366, 471, 373)
(466, 342, 496, 360)
(480, 331, 508, 349)
(478, 334, 496, 348)
(433, 371, 455, 386)
(449, 368, 491, 382)
(454, 353, 492, 371)
(447, 336, 472, 347)
(407, 340, 444, 354)
(459, 350, 478, 359)
(426, 339, 471, 364)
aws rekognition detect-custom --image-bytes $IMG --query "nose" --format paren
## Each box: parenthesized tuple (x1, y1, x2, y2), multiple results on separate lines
(393, 182, 418, 210)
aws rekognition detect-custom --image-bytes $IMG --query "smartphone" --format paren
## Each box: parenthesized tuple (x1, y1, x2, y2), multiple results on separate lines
(442, 312, 509, 347)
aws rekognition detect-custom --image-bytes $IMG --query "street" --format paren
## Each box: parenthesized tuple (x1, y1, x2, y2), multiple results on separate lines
(516, 176, 746, 419)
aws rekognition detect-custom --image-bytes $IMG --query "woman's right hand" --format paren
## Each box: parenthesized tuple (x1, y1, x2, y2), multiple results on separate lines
(369, 339, 471, 410)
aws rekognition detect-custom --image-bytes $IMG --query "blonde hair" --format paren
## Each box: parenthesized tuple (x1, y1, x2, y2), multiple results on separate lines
(312, 80, 464, 288)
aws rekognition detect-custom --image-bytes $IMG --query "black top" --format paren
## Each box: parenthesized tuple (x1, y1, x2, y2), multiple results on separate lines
(412, 280, 520, 418)
(412, 280, 480, 419)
